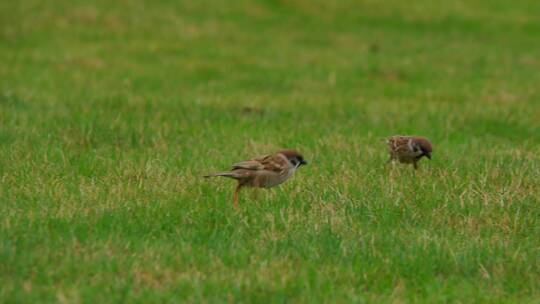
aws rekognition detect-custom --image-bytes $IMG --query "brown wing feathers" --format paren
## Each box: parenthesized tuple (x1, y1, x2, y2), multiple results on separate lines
(204, 153, 288, 179)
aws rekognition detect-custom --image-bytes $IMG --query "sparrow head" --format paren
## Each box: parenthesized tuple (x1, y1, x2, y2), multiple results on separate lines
(279, 149, 307, 168)
(412, 137, 433, 160)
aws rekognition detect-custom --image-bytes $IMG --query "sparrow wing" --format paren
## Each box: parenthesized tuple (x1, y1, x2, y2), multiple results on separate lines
(231, 154, 272, 171)
(259, 153, 289, 173)
(232, 160, 264, 170)
(232, 153, 288, 174)
(388, 136, 411, 152)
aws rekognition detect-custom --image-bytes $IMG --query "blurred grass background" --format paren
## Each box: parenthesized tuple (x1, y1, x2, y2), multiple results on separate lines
(1, 0, 540, 302)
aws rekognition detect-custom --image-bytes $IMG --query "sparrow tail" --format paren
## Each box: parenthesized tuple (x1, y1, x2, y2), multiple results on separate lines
(203, 172, 237, 178)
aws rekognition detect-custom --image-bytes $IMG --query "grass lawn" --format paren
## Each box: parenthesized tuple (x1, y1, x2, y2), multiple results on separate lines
(1, 0, 540, 302)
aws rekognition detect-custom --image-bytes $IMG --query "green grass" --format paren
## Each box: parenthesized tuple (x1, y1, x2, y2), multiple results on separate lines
(2, 0, 540, 302)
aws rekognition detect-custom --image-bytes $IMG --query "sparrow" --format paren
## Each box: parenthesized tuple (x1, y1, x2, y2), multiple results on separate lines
(386, 135, 432, 169)
(204, 149, 307, 208)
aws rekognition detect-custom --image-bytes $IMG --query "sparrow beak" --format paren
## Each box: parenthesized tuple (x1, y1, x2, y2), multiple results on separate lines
(300, 159, 308, 166)
(425, 153, 432, 160)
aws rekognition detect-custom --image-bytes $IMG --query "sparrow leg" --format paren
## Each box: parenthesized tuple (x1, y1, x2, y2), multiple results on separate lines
(233, 183, 243, 209)
(413, 161, 418, 170)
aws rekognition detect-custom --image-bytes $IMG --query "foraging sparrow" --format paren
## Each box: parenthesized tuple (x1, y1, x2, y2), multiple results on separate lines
(204, 149, 307, 208)
(387, 135, 432, 169)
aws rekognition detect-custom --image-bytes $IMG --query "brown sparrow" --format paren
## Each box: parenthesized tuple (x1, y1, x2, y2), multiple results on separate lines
(387, 135, 432, 169)
(204, 149, 307, 208)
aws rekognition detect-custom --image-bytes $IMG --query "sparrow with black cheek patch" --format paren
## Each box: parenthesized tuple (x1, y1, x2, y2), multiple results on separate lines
(204, 149, 307, 208)
(387, 135, 433, 169)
